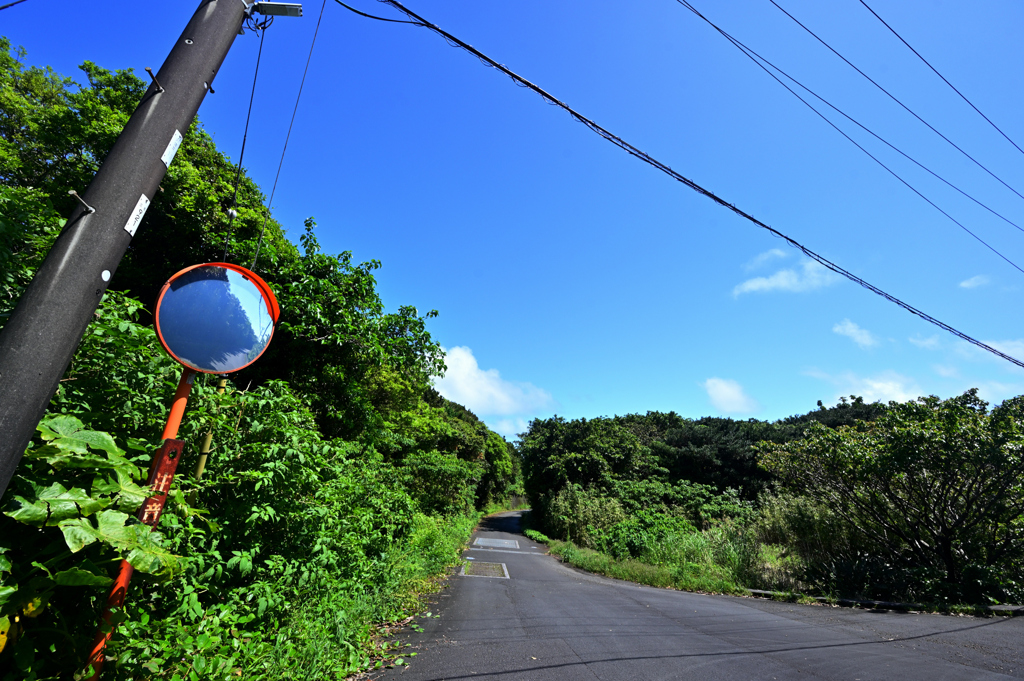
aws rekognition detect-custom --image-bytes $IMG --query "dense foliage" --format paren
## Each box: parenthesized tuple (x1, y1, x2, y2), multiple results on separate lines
(760, 389, 1024, 604)
(0, 40, 520, 679)
(520, 393, 1023, 605)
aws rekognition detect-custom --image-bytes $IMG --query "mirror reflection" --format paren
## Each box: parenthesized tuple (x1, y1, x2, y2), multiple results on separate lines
(156, 266, 275, 373)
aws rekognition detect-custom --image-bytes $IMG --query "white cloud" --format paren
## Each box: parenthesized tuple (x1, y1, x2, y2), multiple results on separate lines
(959, 275, 990, 289)
(488, 418, 530, 439)
(744, 248, 788, 272)
(985, 339, 1024, 359)
(702, 378, 759, 414)
(833, 319, 878, 348)
(806, 369, 922, 404)
(975, 381, 1023, 405)
(955, 339, 1024, 374)
(909, 334, 940, 350)
(733, 259, 841, 297)
(434, 346, 554, 416)
(933, 364, 959, 378)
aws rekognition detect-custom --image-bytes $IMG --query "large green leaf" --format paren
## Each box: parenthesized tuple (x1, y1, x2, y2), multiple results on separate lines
(36, 415, 123, 456)
(4, 483, 109, 527)
(58, 510, 141, 552)
(0, 586, 16, 610)
(57, 511, 179, 575)
(126, 543, 180, 575)
(3, 496, 47, 526)
(92, 468, 150, 511)
(53, 567, 112, 587)
(24, 447, 126, 471)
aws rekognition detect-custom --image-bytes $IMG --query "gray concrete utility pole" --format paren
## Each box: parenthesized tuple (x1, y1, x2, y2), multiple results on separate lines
(0, 0, 251, 499)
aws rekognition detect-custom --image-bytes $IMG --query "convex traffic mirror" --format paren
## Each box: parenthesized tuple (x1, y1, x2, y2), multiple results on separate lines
(154, 262, 280, 374)
(89, 267, 279, 677)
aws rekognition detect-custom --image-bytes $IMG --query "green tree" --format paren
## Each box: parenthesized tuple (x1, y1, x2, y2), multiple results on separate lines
(0, 37, 294, 308)
(478, 430, 517, 505)
(0, 39, 446, 447)
(648, 417, 786, 499)
(782, 395, 887, 430)
(519, 416, 660, 526)
(521, 417, 655, 497)
(759, 389, 1024, 602)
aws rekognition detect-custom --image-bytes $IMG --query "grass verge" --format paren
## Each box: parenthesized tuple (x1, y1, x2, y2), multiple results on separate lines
(547, 540, 748, 596)
(251, 512, 480, 679)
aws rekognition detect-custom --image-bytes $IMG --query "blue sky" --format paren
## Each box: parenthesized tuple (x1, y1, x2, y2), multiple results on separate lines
(6, 0, 1024, 437)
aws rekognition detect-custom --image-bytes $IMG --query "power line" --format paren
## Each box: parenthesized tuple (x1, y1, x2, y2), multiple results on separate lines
(768, 0, 1024, 204)
(359, 0, 1024, 371)
(679, 0, 1024, 236)
(857, 0, 1024, 160)
(674, 0, 1024, 276)
(334, 0, 420, 24)
(0, 0, 29, 11)
(224, 23, 268, 262)
(252, 0, 328, 270)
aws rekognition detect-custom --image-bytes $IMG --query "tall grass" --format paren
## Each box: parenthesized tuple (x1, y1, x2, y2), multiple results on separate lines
(548, 539, 747, 595)
(251, 512, 479, 678)
(540, 506, 809, 596)
(640, 521, 805, 592)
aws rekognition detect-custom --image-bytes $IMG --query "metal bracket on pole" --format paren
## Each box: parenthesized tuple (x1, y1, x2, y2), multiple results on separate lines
(144, 67, 164, 93)
(68, 190, 96, 214)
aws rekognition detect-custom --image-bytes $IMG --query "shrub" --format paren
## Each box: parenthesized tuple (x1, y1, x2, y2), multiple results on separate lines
(759, 390, 1024, 603)
(524, 529, 549, 544)
(545, 485, 626, 547)
(590, 511, 695, 560)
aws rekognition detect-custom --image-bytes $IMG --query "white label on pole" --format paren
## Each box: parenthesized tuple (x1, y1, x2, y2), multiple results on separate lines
(161, 129, 183, 168)
(124, 194, 150, 237)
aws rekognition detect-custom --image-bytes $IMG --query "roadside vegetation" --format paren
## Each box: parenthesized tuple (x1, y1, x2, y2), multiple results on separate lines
(0, 41, 522, 680)
(520, 396, 1024, 608)
(3, 33, 1023, 681)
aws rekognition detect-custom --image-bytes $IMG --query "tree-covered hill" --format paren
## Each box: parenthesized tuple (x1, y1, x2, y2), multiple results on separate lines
(519, 395, 1023, 606)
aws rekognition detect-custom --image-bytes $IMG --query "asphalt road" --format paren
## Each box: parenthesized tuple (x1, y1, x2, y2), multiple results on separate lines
(371, 511, 1023, 680)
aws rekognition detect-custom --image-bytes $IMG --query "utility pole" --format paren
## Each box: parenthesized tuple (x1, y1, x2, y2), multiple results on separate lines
(0, 0, 264, 500)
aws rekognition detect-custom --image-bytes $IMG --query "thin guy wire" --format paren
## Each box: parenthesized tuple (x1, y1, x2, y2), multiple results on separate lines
(675, 0, 1024, 275)
(769, 0, 1024, 204)
(252, 0, 328, 270)
(373, 0, 1024, 371)
(857, 0, 1024, 159)
(224, 25, 267, 262)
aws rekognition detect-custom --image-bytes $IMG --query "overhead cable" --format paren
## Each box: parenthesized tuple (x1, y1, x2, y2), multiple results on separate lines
(334, 0, 420, 24)
(224, 23, 268, 261)
(674, 0, 1024, 276)
(857, 0, 1024, 160)
(356, 0, 1024, 371)
(252, 0, 328, 270)
(769, 0, 1024, 204)
(678, 0, 1024, 235)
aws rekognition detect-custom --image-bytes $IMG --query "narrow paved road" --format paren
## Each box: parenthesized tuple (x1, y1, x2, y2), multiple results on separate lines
(372, 511, 1023, 680)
